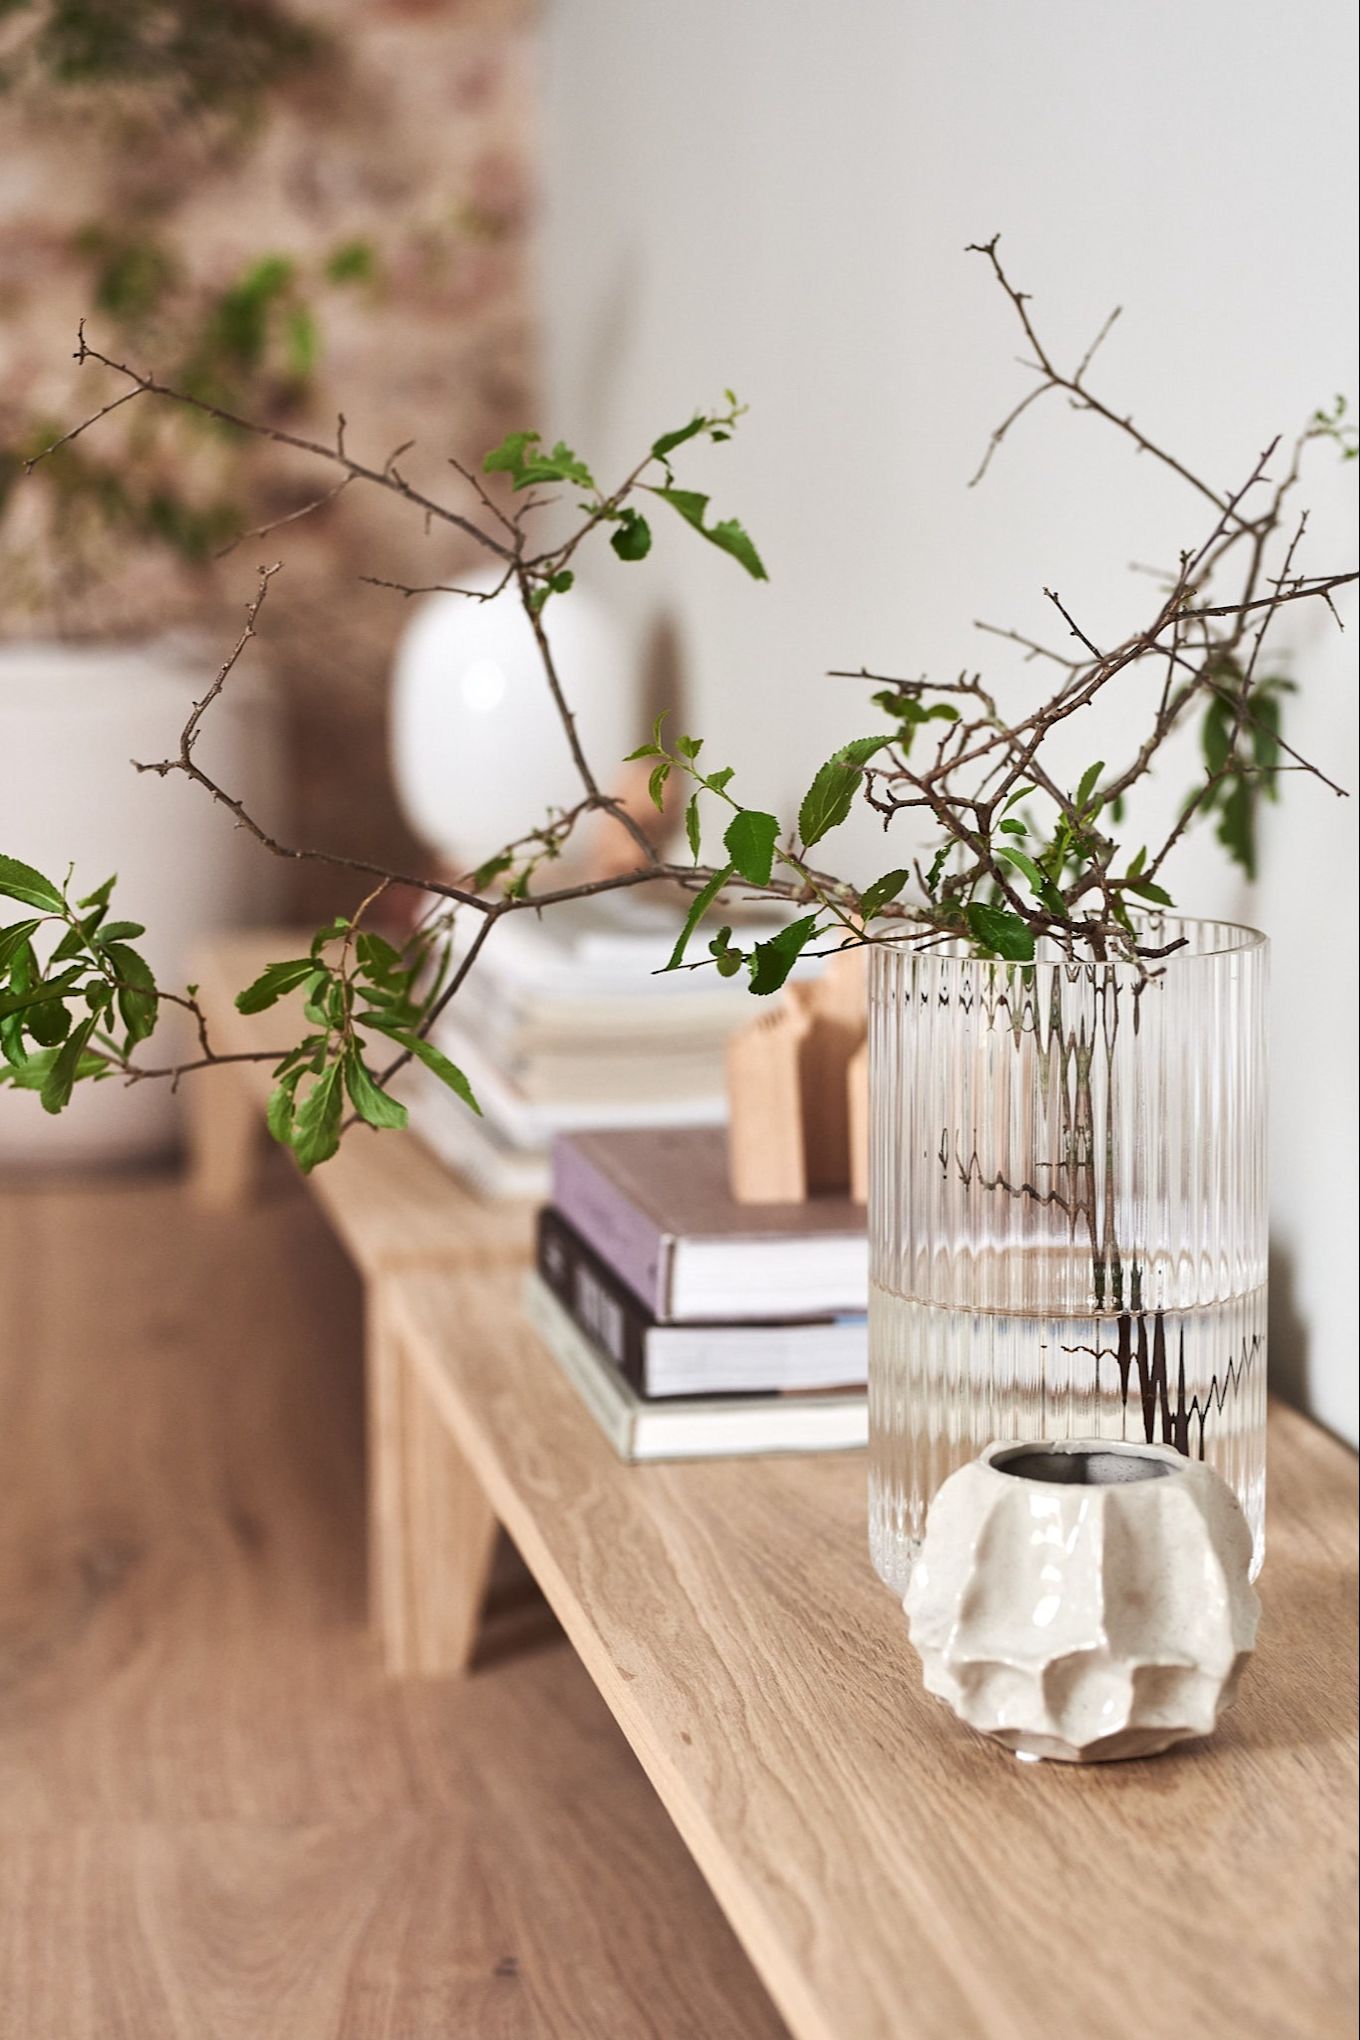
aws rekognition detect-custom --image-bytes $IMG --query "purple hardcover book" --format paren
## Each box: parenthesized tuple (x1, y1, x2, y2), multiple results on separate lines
(549, 1126, 868, 1324)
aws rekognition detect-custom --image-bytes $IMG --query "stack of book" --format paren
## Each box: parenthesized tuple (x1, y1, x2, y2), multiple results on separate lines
(403, 895, 776, 1199)
(526, 1125, 870, 1461)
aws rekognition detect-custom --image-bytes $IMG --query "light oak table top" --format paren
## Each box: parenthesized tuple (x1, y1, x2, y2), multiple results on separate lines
(387, 1264, 1359, 2040)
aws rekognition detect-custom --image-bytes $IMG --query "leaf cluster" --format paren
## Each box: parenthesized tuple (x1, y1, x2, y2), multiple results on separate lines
(0, 857, 158, 1113)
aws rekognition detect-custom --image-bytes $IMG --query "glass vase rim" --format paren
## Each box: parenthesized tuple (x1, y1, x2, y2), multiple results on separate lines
(867, 913, 1267, 980)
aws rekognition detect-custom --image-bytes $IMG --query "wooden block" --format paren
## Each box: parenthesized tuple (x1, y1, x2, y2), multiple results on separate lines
(726, 1002, 811, 1201)
(727, 949, 867, 1202)
(847, 1038, 869, 1206)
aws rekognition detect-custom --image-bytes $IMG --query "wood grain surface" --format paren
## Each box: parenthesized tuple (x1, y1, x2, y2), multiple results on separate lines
(0, 1175, 785, 2039)
(389, 1265, 1360, 2040)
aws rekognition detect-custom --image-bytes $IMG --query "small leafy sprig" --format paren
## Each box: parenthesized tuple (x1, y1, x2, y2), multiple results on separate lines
(0, 856, 159, 1113)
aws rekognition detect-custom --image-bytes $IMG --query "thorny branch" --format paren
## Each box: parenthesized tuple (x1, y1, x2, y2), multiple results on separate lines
(9, 238, 1356, 1142)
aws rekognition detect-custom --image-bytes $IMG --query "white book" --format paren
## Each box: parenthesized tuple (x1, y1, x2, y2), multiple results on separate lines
(523, 1275, 868, 1462)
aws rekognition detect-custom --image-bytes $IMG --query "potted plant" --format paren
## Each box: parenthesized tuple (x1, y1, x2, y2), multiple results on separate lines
(2, 238, 1353, 1563)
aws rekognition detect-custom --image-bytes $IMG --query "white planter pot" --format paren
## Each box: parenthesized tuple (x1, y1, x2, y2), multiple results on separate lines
(0, 637, 282, 1165)
(905, 1437, 1260, 1762)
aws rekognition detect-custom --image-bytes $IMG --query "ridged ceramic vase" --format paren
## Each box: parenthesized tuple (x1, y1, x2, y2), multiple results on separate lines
(867, 921, 1269, 1595)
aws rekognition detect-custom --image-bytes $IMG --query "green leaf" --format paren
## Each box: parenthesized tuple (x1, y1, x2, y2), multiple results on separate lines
(0, 855, 64, 913)
(650, 488, 768, 580)
(483, 430, 595, 492)
(610, 508, 652, 562)
(797, 737, 887, 848)
(235, 958, 316, 1014)
(664, 865, 734, 971)
(723, 809, 779, 887)
(648, 761, 671, 811)
(1215, 780, 1256, 879)
(685, 795, 702, 863)
(1075, 761, 1105, 812)
(291, 1060, 345, 1173)
(76, 874, 116, 911)
(859, 869, 910, 920)
(284, 304, 319, 380)
(924, 844, 952, 897)
(104, 941, 158, 1044)
(748, 915, 822, 996)
(359, 1020, 481, 1115)
(96, 920, 146, 943)
(1001, 784, 1035, 815)
(996, 847, 1068, 918)
(472, 851, 514, 890)
(1124, 878, 1175, 907)
(27, 996, 72, 1046)
(651, 417, 707, 460)
(0, 968, 83, 1021)
(344, 1047, 409, 1131)
(1203, 694, 1235, 777)
(705, 765, 735, 795)
(40, 1018, 95, 1115)
(965, 902, 1035, 962)
(999, 818, 1027, 836)
(325, 238, 377, 285)
(0, 919, 42, 972)
(676, 734, 702, 760)
(266, 1079, 298, 1145)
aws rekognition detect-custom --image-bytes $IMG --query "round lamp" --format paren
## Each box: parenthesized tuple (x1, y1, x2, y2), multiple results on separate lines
(389, 567, 638, 873)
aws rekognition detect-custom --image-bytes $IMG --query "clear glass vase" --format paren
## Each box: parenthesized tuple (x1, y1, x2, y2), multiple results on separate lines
(867, 920, 1268, 1594)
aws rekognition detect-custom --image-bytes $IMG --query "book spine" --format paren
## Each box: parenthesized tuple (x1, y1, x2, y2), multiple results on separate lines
(536, 1209, 651, 1393)
(550, 1139, 667, 1316)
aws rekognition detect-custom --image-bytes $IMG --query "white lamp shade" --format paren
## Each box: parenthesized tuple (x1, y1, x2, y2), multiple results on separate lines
(389, 568, 638, 870)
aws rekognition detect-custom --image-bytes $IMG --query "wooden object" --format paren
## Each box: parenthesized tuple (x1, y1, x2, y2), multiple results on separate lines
(726, 948, 869, 1202)
(0, 1175, 784, 2039)
(384, 1262, 1359, 2040)
(187, 930, 532, 1677)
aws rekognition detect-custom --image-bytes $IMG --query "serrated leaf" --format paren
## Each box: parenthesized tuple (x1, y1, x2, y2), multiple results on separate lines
(483, 430, 595, 492)
(0, 855, 64, 913)
(291, 1059, 345, 1173)
(999, 818, 1027, 836)
(723, 809, 779, 886)
(676, 734, 702, 760)
(358, 1020, 481, 1115)
(859, 869, 910, 920)
(1075, 760, 1105, 811)
(27, 996, 72, 1046)
(748, 915, 821, 996)
(1124, 877, 1175, 907)
(105, 941, 158, 1044)
(0, 968, 83, 1021)
(664, 864, 733, 971)
(705, 766, 735, 794)
(924, 844, 952, 897)
(996, 847, 1068, 917)
(40, 1018, 95, 1114)
(97, 920, 146, 943)
(266, 1080, 298, 1145)
(648, 761, 671, 811)
(0, 920, 42, 973)
(965, 902, 1035, 962)
(797, 737, 887, 848)
(235, 958, 316, 1014)
(651, 488, 768, 580)
(344, 1047, 409, 1131)
(651, 417, 706, 460)
(685, 795, 702, 863)
(610, 508, 652, 561)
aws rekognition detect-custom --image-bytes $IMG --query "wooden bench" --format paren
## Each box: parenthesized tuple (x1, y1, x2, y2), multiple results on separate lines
(192, 930, 1359, 2040)
(381, 1266, 1359, 2040)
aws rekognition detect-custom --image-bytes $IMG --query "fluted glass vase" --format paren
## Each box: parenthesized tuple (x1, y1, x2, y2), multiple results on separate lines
(867, 920, 1268, 1594)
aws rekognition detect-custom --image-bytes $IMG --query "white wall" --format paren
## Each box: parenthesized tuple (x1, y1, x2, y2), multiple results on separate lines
(539, 0, 1359, 1443)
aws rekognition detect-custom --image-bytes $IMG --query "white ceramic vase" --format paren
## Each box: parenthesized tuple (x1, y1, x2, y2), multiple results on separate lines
(0, 636, 281, 1164)
(904, 1438, 1260, 1763)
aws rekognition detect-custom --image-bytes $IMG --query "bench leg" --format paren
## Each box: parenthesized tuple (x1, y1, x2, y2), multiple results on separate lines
(368, 1287, 499, 1677)
(185, 1061, 263, 1211)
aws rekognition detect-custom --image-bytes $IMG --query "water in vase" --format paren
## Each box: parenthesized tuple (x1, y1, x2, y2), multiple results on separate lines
(868, 1280, 1268, 1595)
